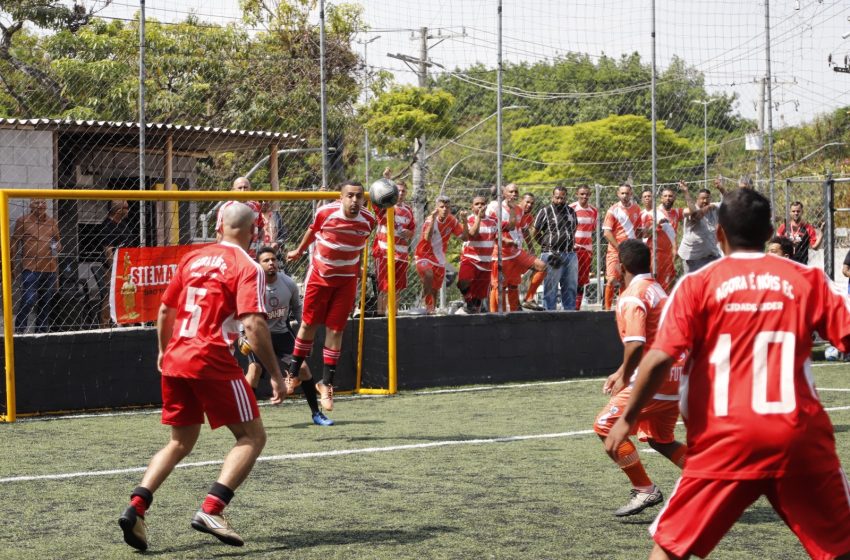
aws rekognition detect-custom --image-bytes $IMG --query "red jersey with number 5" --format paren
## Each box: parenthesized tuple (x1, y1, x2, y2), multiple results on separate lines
(160, 241, 267, 381)
(654, 252, 850, 479)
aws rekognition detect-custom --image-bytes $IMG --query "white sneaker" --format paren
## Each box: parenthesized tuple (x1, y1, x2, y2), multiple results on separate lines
(614, 486, 663, 517)
(454, 308, 469, 315)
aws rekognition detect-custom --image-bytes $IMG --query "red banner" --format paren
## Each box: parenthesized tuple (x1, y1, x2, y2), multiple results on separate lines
(110, 244, 209, 324)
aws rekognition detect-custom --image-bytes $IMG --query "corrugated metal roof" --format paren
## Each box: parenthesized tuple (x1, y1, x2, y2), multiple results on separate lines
(0, 118, 305, 153)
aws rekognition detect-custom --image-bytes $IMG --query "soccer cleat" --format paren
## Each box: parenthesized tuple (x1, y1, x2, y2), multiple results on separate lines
(316, 381, 334, 411)
(312, 411, 335, 426)
(119, 506, 148, 551)
(614, 486, 664, 517)
(283, 374, 301, 396)
(521, 300, 544, 311)
(191, 510, 244, 547)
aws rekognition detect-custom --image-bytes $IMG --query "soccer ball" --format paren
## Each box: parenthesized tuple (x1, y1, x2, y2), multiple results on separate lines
(824, 345, 841, 361)
(369, 178, 399, 209)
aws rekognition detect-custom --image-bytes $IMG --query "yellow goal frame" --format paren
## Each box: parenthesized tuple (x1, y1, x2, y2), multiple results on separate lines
(0, 188, 398, 422)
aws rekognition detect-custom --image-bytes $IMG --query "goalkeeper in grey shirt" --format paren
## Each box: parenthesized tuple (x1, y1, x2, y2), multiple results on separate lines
(242, 246, 334, 426)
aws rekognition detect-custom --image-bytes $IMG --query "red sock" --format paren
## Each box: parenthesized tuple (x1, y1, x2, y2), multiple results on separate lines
(130, 495, 148, 517)
(525, 270, 546, 301)
(202, 494, 228, 516)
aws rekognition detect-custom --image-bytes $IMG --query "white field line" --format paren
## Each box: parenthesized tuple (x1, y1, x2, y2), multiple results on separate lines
(17, 378, 605, 423)
(4, 402, 850, 485)
(0, 429, 595, 484)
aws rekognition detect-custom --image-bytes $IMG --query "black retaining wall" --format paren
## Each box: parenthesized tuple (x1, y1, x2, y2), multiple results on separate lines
(3, 311, 621, 415)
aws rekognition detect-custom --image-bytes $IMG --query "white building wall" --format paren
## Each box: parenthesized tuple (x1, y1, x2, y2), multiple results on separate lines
(0, 130, 55, 224)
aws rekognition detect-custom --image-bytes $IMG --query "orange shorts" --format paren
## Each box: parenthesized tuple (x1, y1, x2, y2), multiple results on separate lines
(415, 260, 445, 291)
(491, 250, 537, 285)
(605, 249, 622, 284)
(652, 471, 850, 560)
(593, 386, 679, 444)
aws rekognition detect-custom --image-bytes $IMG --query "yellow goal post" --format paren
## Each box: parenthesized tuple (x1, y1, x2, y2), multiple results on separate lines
(0, 188, 399, 422)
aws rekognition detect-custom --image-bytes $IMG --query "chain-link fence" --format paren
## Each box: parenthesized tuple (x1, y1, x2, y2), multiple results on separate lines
(2, 0, 850, 326)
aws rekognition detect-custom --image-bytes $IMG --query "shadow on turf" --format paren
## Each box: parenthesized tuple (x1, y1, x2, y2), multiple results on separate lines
(141, 525, 458, 557)
(833, 424, 850, 434)
(281, 419, 387, 430)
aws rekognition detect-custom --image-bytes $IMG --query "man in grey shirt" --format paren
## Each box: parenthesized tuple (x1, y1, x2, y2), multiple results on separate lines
(242, 246, 334, 426)
(677, 183, 722, 274)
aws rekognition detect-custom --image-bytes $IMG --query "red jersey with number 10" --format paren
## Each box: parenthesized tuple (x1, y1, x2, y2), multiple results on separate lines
(654, 252, 850, 479)
(160, 241, 267, 381)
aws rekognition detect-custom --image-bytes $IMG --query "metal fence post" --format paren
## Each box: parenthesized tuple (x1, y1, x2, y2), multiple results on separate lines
(824, 172, 835, 280)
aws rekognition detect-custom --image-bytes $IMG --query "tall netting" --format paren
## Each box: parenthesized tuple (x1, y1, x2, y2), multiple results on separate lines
(2, 0, 850, 314)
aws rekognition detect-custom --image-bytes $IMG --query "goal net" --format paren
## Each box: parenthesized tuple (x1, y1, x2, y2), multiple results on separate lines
(0, 188, 397, 421)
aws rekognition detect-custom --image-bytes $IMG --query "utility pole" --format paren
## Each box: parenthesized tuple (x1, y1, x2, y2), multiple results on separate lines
(387, 26, 466, 248)
(357, 35, 381, 185)
(764, 0, 776, 221)
(757, 77, 765, 184)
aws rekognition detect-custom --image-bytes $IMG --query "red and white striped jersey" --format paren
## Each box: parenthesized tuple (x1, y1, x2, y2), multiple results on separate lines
(603, 201, 643, 250)
(486, 200, 523, 260)
(308, 201, 377, 286)
(372, 203, 415, 261)
(461, 214, 498, 271)
(569, 202, 598, 252)
(161, 241, 266, 381)
(415, 214, 464, 267)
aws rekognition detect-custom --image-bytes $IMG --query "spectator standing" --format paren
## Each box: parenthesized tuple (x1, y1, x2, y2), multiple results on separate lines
(457, 195, 497, 314)
(259, 201, 286, 254)
(570, 185, 599, 309)
(12, 199, 60, 332)
(528, 186, 578, 311)
(117, 202, 284, 551)
(602, 184, 643, 310)
(215, 177, 264, 253)
(285, 181, 377, 411)
(776, 201, 822, 265)
(487, 184, 546, 312)
(414, 196, 468, 314)
(677, 186, 721, 274)
(643, 185, 686, 293)
(373, 178, 415, 316)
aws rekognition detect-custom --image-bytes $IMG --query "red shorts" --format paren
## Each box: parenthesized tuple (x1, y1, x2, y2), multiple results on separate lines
(593, 387, 679, 444)
(374, 256, 409, 293)
(161, 375, 259, 430)
(576, 248, 592, 286)
(415, 260, 445, 291)
(302, 274, 358, 332)
(458, 259, 491, 300)
(652, 470, 850, 560)
(491, 250, 537, 285)
(605, 249, 622, 284)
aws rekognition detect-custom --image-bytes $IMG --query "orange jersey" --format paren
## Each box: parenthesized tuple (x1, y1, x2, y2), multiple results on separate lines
(616, 273, 680, 399)
(603, 201, 643, 250)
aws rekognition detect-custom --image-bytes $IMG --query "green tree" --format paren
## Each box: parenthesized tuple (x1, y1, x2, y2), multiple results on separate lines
(363, 85, 457, 156)
(505, 114, 699, 185)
